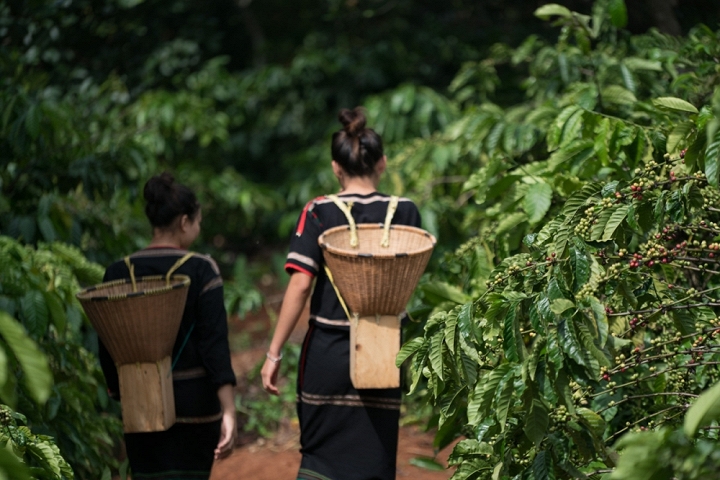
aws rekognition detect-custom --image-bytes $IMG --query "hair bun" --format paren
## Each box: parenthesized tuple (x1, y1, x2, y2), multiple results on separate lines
(142, 171, 200, 228)
(144, 171, 175, 204)
(338, 107, 367, 136)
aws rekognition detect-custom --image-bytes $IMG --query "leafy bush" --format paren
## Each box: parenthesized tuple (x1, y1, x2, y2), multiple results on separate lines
(392, 2, 720, 478)
(0, 237, 123, 479)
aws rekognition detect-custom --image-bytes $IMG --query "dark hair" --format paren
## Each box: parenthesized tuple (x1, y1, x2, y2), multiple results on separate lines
(143, 172, 200, 229)
(331, 107, 384, 177)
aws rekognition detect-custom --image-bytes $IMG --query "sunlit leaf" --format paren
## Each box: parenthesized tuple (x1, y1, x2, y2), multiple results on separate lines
(684, 381, 720, 438)
(0, 312, 52, 404)
(396, 338, 424, 367)
(705, 129, 720, 188)
(666, 121, 694, 155)
(429, 330, 445, 381)
(534, 4, 573, 20)
(409, 457, 445, 472)
(602, 85, 637, 106)
(524, 182, 553, 224)
(551, 299, 575, 315)
(495, 368, 515, 431)
(0, 447, 31, 480)
(577, 407, 606, 437)
(652, 97, 699, 114)
(607, 0, 628, 28)
(602, 204, 629, 241)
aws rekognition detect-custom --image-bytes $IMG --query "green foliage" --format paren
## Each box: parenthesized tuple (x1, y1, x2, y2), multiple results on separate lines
(0, 311, 61, 479)
(0, 237, 123, 479)
(3, 0, 720, 473)
(223, 255, 264, 319)
(236, 343, 300, 438)
(395, 1, 720, 478)
(0, 404, 73, 480)
(611, 381, 720, 479)
(683, 380, 720, 438)
(0, 312, 52, 405)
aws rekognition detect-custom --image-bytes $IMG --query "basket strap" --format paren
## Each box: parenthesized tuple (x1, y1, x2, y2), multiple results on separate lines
(381, 195, 399, 248)
(166, 252, 196, 371)
(166, 252, 195, 286)
(171, 323, 196, 372)
(327, 194, 358, 248)
(323, 265, 352, 321)
(123, 256, 137, 293)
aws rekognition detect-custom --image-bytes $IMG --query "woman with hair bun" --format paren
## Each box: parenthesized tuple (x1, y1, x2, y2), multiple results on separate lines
(98, 172, 236, 479)
(262, 108, 422, 480)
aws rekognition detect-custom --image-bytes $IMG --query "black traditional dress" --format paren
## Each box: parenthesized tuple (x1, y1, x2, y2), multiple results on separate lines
(285, 193, 422, 480)
(99, 247, 236, 480)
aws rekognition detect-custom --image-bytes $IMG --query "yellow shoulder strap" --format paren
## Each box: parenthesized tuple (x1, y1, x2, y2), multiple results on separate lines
(327, 194, 358, 248)
(381, 195, 399, 248)
(166, 252, 195, 285)
(323, 265, 352, 321)
(123, 256, 137, 292)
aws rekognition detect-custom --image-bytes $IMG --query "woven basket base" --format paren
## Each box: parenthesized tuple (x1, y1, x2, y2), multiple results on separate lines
(79, 280, 189, 365)
(350, 315, 400, 389)
(118, 356, 176, 433)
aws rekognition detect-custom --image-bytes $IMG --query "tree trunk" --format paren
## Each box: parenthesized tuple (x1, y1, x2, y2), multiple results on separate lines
(644, 0, 681, 35)
(238, 0, 267, 67)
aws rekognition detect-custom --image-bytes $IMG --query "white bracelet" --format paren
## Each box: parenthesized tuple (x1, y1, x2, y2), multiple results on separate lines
(266, 352, 283, 364)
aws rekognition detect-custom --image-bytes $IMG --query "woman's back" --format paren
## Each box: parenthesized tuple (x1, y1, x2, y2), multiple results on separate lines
(286, 192, 421, 328)
(263, 107, 424, 480)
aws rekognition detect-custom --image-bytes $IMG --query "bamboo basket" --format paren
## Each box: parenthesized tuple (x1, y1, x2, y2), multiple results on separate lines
(319, 224, 435, 316)
(77, 255, 192, 432)
(318, 195, 435, 388)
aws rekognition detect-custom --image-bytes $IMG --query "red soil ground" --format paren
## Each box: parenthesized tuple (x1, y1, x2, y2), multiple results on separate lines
(208, 295, 456, 480)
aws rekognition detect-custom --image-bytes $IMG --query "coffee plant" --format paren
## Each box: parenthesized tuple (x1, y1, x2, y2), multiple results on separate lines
(395, 2, 720, 478)
(0, 237, 124, 479)
(0, 402, 73, 480)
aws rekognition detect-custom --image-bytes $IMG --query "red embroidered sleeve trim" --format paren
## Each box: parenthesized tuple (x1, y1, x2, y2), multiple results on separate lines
(285, 263, 315, 278)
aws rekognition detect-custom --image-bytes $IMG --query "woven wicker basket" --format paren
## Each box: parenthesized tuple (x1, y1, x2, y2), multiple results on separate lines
(77, 275, 190, 364)
(319, 223, 436, 316)
(318, 196, 435, 389)
(77, 254, 193, 432)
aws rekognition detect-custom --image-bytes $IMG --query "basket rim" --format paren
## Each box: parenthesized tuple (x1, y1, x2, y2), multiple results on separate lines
(76, 274, 191, 302)
(318, 224, 436, 259)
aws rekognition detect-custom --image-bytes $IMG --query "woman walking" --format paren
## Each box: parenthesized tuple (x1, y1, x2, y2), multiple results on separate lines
(99, 172, 237, 479)
(262, 108, 421, 480)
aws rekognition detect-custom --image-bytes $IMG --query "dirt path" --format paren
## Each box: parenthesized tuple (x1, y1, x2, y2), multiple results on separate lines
(210, 423, 455, 479)
(209, 298, 456, 479)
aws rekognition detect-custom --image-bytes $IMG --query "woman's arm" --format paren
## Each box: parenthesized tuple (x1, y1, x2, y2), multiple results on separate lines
(194, 260, 238, 458)
(214, 383, 237, 459)
(261, 271, 313, 395)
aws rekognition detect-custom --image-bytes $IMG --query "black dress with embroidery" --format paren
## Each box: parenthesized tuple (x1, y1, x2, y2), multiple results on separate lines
(99, 248, 236, 480)
(284, 193, 422, 480)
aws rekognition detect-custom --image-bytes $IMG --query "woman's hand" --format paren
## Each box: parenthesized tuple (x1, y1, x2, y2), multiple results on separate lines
(261, 271, 313, 396)
(214, 410, 236, 459)
(261, 356, 281, 396)
(214, 384, 237, 460)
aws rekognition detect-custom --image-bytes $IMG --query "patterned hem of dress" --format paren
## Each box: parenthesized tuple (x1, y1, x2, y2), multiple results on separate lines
(132, 471, 210, 480)
(297, 468, 334, 480)
(175, 411, 223, 424)
(298, 391, 401, 410)
(309, 315, 350, 327)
